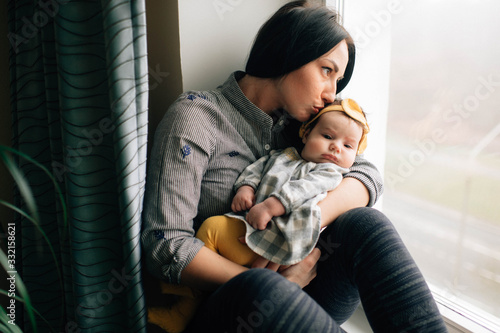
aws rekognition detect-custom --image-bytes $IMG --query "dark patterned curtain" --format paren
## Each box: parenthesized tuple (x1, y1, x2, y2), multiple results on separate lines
(6, 0, 148, 331)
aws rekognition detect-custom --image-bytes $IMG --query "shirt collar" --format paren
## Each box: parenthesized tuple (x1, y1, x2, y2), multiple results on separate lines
(220, 71, 274, 130)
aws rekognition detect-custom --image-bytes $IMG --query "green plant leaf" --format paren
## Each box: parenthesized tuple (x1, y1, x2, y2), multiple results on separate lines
(0, 290, 57, 333)
(0, 146, 67, 231)
(0, 305, 23, 333)
(0, 150, 39, 224)
(0, 199, 63, 290)
(0, 251, 37, 333)
(0, 145, 69, 331)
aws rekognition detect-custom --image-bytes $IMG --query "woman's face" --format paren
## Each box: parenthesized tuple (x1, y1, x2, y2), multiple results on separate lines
(276, 40, 349, 122)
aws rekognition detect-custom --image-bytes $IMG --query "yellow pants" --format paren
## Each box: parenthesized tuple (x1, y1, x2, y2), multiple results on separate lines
(147, 216, 258, 333)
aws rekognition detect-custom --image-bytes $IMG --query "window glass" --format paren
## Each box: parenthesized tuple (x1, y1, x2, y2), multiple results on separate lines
(383, 0, 500, 322)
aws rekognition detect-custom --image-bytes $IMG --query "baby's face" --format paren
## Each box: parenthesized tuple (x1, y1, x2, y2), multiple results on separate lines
(301, 112, 362, 168)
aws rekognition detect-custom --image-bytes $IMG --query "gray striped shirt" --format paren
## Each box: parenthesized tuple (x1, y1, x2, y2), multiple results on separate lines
(141, 71, 383, 283)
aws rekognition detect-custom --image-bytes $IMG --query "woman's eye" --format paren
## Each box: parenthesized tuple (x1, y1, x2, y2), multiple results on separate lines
(322, 67, 332, 75)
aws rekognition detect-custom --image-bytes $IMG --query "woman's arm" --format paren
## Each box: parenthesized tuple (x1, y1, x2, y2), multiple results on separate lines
(346, 154, 384, 207)
(318, 177, 369, 229)
(180, 246, 248, 291)
(142, 95, 222, 284)
(318, 153, 382, 228)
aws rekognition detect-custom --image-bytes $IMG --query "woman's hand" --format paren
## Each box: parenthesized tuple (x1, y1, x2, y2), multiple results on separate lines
(231, 185, 255, 212)
(251, 248, 321, 289)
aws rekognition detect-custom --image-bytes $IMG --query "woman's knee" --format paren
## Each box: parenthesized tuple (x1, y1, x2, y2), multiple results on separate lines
(224, 268, 300, 300)
(210, 269, 341, 332)
(338, 207, 392, 227)
(317, 207, 403, 268)
(325, 207, 397, 241)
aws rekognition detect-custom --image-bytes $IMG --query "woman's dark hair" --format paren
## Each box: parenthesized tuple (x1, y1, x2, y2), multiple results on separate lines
(245, 0, 355, 94)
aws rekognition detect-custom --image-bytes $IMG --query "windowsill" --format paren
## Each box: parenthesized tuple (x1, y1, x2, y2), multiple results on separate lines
(431, 285, 500, 333)
(340, 289, 500, 333)
(340, 305, 372, 333)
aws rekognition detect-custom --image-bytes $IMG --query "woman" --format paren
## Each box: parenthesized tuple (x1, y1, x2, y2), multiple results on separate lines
(141, 1, 447, 332)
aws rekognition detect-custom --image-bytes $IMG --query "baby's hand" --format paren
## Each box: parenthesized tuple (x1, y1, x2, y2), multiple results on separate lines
(246, 202, 273, 230)
(231, 185, 255, 212)
(246, 197, 285, 230)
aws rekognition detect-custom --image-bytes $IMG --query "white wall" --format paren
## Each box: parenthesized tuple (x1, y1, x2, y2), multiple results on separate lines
(178, 0, 289, 91)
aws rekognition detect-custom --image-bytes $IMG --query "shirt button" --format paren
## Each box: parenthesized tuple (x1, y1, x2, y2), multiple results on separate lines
(264, 144, 271, 151)
(278, 119, 284, 126)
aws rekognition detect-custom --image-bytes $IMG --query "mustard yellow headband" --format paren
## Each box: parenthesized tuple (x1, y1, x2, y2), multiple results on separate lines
(299, 98, 370, 154)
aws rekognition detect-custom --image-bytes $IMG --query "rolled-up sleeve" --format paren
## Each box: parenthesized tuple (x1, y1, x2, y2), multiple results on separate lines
(345, 154, 384, 207)
(141, 96, 216, 284)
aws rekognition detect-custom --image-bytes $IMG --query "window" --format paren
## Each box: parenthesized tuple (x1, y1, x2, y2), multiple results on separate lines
(331, 0, 500, 331)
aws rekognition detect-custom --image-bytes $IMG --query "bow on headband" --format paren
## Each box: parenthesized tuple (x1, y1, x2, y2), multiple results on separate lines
(299, 98, 370, 154)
